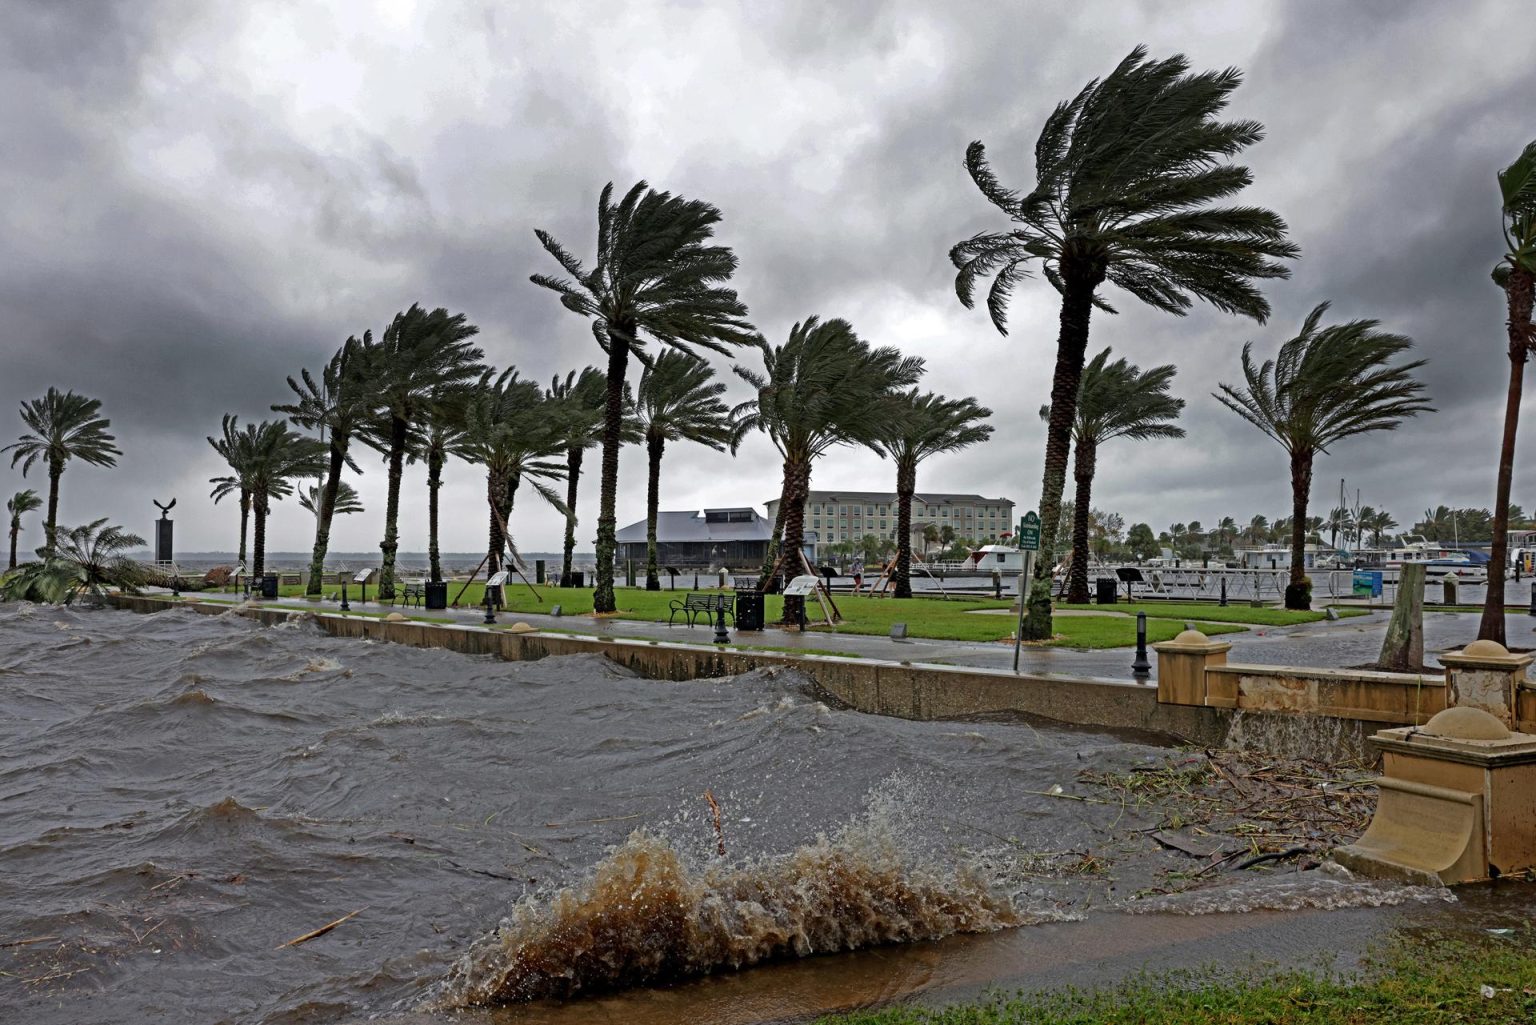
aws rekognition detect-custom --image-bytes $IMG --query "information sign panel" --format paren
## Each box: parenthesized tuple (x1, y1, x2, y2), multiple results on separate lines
(1018, 511, 1041, 552)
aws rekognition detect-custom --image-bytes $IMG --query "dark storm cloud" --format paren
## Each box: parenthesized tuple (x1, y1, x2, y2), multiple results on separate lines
(2, 0, 1534, 555)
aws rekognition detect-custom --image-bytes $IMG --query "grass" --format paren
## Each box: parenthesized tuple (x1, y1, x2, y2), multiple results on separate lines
(816, 930, 1536, 1025)
(1057, 602, 1369, 627)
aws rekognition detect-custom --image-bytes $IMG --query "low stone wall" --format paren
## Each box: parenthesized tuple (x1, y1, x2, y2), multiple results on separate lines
(1205, 663, 1447, 726)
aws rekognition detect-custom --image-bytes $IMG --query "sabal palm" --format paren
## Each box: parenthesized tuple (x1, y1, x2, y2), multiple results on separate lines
(0, 518, 147, 604)
(950, 46, 1296, 639)
(1043, 349, 1183, 603)
(532, 181, 755, 612)
(208, 414, 257, 568)
(7, 489, 41, 570)
(547, 367, 608, 586)
(273, 333, 371, 595)
(358, 305, 483, 599)
(457, 370, 569, 577)
(734, 316, 924, 604)
(633, 351, 739, 590)
(3, 388, 121, 556)
(300, 480, 364, 518)
(1481, 141, 1536, 642)
(1215, 302, 1433, 608)
(872, 390, 993, 599)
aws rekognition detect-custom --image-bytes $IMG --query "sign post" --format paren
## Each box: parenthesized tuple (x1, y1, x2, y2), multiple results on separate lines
(1013, 511, 1041, 672)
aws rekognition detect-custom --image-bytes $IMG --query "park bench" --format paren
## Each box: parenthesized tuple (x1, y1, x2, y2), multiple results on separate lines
(396, 580, 426, 608)
(668, 592, 733, 627)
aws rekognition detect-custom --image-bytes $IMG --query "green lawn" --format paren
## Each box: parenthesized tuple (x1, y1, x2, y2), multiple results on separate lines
(1057, 602, 1369, 627)
(817, 931, 1536, 1025)
(216, 584, 1241, 650)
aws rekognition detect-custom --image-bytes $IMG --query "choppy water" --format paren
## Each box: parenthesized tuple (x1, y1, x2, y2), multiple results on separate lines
(0, 604, 1434, 1024)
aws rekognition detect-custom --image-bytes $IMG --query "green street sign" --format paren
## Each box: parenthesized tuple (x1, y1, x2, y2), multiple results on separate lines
(1018, 511, 1041, 551)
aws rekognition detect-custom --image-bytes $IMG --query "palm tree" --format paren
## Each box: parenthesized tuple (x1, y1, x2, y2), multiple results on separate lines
(358, 305, 483, 600)
(1326, 506, 1354, 550)
(733, 317, 924, 609)
(7, 489, 41, 570)
(458, 370, 569, 579)
(1480, 141, 1536, 642)
(1246, 514, 1269, 545)
(1041, 349, 1183, 603)
(922, 522, 941, 555)
(208, 414, 256, 569)
(273, 334, 371, 595)
(409, 384, 475, 584)
(873, 390, 993, 598)
(3, 388, 121, 556)
(0, 518, 148, 604)
(1216, 303, 1433, 609)
(532, 181, 756, 613)
(300, 480, 364, 518)
(1217, 515, 1238, 553)
(633, 351, 739, 591)
(547, 367, 607, 586)
(949, 46, 1297, 639)
(1365, 508, 1398, 548)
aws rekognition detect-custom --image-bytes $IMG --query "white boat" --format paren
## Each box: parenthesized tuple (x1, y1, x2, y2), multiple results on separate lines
(1349, 536, 1489, 584)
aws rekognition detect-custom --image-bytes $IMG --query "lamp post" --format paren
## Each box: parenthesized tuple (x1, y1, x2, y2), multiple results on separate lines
(338, 564, 350, 612)
(713, 602, 730, 644)
(1131, 611, 1152, 678)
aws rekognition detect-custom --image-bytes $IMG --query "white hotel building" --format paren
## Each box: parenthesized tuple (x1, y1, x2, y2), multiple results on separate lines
(764, 490, 1015, 559)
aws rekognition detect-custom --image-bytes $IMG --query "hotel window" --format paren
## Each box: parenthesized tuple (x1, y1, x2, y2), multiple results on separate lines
(880, 504, 889, 515)
(880, 520, 887, 530)
(941, 509, 949, 518)
(865, 505, 874, 515)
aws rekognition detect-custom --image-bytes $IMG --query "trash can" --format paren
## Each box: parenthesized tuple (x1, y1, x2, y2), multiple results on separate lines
(1095, 577, 1118, 605)
(424, 581, 448, 610)
(564, 571, 584, 589)
(260, 574, 279, 599)
(735, 590, 765, 631)
(534, 559, 546, 584)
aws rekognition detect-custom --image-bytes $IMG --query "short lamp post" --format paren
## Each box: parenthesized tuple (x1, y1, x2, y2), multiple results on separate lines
(338, 566, 350, 612)
(713, 602, 730, 644)
(1131, 611, 1152, 678)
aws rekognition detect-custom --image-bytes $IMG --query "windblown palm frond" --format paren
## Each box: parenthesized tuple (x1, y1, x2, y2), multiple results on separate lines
(1, 518, 147, 604)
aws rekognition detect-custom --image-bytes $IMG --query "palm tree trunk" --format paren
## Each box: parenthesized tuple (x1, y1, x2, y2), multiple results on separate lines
(1025, 259, 1105, 639)
(894, 459, 916, 599)
(1479, 266, 1535, 643)
(594, 324, 631, 613)
(252, 498, 268, 580)
(562, 447, 582, 585)
(777, 457, 811, 624)
(8, 522, 19, 570)
(757, 485, 787, 593)
(306, 441, 346, 595)
(377, 415, 407, 600)
(238, 490, 250, 568)
(427, 445, 444, 583)
(1067, 438, 1096, 604)
(44, 460, 61, 558)
(486, 468, 505, 576)
(644, 432, 663, 591)
(1288, 449, 1313, 609)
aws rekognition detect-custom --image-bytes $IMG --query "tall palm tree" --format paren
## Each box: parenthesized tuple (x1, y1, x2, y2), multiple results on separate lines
(7, 489, 41, 570)
(0, 518, 148, 604)
(1481, 141, 1536, 642)
(409, 384, 476, 584)
(3, 388, 121, 556)
(273, 334, 371, 595)
(208, 414, 256, 568)
(632, 351, 739, 591)
(1217, 515, 1238, 552)
(532, 181, 756, 613)
(1246, 514, 1269, 545)
(211, 419, 326, 580)
(872, 390, 993, 599)
(300, 480, 364, 518)
(1365, 508, 1398, 548)
(547, 367, 608, 586)
(949, 46, 1297, 639)
(734, 317, 924, 609)
(1216, 302, 1433, 609)
(457, 370, 569, 579)
(359, 305, 483, 600)
(1041, 349, 1183, 603)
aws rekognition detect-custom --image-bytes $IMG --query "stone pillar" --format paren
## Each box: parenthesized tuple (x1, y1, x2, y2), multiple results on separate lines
(1440, 639, 1533, 729)
(1151, 629, 1231, 706)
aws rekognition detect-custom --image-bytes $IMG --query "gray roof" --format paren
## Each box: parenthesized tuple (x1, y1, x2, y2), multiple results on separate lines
(766, 490, 1012, 506)
(615, 508, 773, 544)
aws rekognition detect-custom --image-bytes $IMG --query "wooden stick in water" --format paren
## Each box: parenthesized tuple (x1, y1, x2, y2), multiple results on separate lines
(276, 907, 365, 949)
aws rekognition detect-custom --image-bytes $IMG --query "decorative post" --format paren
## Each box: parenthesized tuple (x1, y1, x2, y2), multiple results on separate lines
(1150, 628, 1232, 705)
(1131, 612, 1152, 678)
(1440, 640, 1534, 728)
(713, 603, 730, 644)
(152, 498, 176, 564)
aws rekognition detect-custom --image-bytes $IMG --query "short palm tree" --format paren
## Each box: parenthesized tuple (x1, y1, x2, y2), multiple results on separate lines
(1216, 515, 1238, 553)
(7, 489, 41, 570)
(273, 333, 371, 595)
(358, 305, 483, 599)
(872, 390, 993, 599)
(1215, 302, 1433, 609)
(210, 418, 325, 579)
(633, 351, 739, 590)
(3, 388, 121, 556)
(532, 181, 756, 612)
(0, 518, 148, 604)
(1042, 349, 1183, 603)
(208, 414, 257, 568)
(300, 479, 364, 518)
(1365, 508, 1398, 548)
(949, 46, 1297, 639)
(547, 367, 608, 586)
(1481, 141, 1536, 642)
(734, 317, 924, 608)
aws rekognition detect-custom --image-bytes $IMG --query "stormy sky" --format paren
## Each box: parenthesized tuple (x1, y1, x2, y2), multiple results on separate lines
(4, 0, 1534, 558)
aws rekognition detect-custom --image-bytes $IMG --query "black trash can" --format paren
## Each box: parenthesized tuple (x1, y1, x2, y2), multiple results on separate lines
(566, 571, 584, 589)
(735, 591, 764, 631)
(261, 574, 279, 599)
(424, 581, 448, 610)
(1095, 577, 1118, 605)
(534, 559, 546, 584)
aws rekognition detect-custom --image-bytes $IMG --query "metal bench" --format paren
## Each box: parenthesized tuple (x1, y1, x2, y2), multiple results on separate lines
(668, 592, 733, 627)
(397, 580, 426, 608)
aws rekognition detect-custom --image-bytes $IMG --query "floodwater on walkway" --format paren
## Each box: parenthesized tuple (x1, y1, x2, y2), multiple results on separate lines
(0, 605, 1453, 1024)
